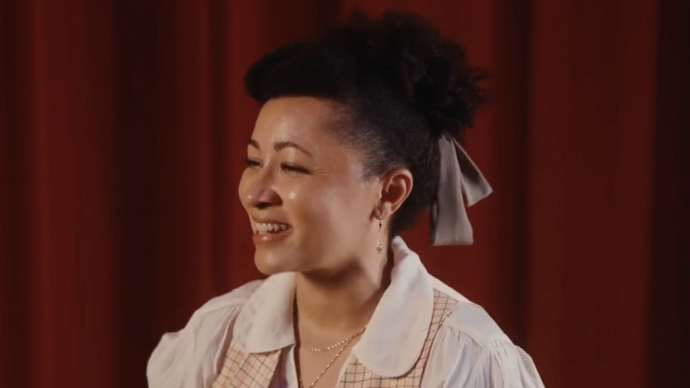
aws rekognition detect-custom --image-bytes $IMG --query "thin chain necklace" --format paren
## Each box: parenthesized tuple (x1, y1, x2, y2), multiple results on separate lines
(297, 325, 367, 388)
(301, 325, 368, 352)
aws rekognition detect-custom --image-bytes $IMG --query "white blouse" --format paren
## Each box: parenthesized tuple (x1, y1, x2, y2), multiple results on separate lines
(147, 238, 545, 388)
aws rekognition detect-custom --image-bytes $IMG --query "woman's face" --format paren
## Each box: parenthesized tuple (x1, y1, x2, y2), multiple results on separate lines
(238, 97, 381, 276)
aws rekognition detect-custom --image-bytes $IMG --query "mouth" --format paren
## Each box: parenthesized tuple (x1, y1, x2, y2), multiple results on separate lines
(252, 222, 292, 235)
(251, 221, 293, 245)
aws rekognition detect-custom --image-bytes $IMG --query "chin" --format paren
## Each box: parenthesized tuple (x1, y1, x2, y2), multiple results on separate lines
(253, 250, 302, 275)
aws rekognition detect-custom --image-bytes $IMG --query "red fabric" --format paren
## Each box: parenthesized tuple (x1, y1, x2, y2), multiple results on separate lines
(1, 1, 687, 387)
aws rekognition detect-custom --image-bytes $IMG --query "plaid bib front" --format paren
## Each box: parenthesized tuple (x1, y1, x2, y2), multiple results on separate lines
(212, 291, 457, 388)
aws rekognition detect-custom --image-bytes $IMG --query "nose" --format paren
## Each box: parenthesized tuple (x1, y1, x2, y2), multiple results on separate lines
(240, 168, 282, 210)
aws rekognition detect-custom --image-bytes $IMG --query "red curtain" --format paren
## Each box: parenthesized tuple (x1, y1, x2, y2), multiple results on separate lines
(1, 1, 687, 387)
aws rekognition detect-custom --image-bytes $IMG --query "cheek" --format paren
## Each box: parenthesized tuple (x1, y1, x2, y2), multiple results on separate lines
(281, 182, 323, 223)
(286, 189, 297, 201)
(237, 170, 252, 206)
(285, 179, 370, 232)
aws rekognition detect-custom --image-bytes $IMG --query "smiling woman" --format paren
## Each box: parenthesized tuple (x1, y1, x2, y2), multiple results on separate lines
(241, 97, 392, 276)
(146, 9, 544, 388)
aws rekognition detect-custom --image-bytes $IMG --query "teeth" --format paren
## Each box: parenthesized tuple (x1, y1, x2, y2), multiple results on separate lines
(255, 222, 289, 234)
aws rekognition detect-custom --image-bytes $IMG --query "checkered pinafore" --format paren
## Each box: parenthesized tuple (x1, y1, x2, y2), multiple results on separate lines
(212, 290, 457, 388)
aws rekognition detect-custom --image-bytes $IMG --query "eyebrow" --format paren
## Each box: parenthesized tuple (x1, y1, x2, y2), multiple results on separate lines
(248, 139, 313, 157)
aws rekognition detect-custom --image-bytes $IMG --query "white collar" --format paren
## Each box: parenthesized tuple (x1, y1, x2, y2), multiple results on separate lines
(232, 237, 435, 378)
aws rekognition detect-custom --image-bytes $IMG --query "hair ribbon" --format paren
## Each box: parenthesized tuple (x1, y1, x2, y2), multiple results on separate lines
(430, 135, 493, 246)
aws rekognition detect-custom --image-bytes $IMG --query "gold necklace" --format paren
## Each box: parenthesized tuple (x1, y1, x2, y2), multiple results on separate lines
(301, 325, 368, 352)
(298, 326, 367, 388)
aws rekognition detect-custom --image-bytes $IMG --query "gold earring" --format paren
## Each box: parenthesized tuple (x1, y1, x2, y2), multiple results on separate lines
(376, 218, 383, 253)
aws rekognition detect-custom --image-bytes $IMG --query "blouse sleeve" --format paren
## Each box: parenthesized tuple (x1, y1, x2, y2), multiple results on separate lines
(463, 340, 545, 388)
(423, 304, 545, 388)
(146, 281, 261, 388)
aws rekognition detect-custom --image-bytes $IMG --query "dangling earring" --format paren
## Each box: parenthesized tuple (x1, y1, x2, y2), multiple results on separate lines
(376, 217, 383, 253)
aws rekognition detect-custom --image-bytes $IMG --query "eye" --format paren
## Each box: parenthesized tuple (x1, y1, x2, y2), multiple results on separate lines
(281, 163, 310, 174)
(244, 158, 260, 168)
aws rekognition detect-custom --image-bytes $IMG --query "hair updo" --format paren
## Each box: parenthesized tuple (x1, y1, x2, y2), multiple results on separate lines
(244, 9, 487, 237)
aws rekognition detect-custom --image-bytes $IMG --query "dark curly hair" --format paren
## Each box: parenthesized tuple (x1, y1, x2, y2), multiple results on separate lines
(244, 9, 487, 238)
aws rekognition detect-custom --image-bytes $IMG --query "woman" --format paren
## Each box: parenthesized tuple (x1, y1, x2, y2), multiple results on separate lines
(147, 10, 544, 388)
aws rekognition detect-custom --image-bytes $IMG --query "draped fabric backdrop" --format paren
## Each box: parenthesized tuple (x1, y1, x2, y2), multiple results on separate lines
(1, 0, 688, 387)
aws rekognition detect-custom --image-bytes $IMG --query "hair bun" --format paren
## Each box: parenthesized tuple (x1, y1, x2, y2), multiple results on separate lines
(324, 10, 487, 139)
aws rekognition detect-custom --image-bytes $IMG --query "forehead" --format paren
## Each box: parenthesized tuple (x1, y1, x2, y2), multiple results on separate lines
(251, 97, 346, 153)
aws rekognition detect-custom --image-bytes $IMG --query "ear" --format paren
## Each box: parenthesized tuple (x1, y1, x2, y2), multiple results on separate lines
(375, 167, 413, 220)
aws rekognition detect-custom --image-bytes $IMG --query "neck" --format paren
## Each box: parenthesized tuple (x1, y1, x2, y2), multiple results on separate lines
(294, 251, 393, 334)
